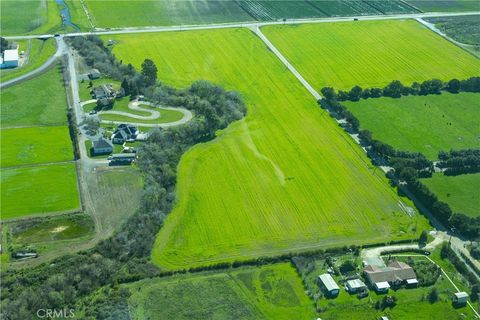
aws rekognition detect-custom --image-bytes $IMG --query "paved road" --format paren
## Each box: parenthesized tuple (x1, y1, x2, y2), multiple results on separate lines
(0, 36, 65, 89)
(3, 11, 479, 40)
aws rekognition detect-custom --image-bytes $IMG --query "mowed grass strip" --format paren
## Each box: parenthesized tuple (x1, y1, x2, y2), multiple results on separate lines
(262, 19, 480, 90)
(0, 163, 80, 219)
(107, 28, 427, 269)
(126, 263, 316, 320)
(343, 92, 480, 159)
(1, 126, 73, 168)
(1, 65, 67, 127)
(422, 173, 480, 217)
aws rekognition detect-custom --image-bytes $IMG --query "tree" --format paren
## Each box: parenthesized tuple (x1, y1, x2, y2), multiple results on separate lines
(446, 79, 461, 93)
(320, 87, 337, 101)
(337, 90, 349, 101)
(471, 284, 480, 302)
(121, 78, 130, 96)
(383, 80, 404, 98)
(399, 167, 418, 183)
(419, 230, 428, 245)
(0, 37, 9, 53)
(349, 85, 363, 101)
(141, 59, 158, 86)
(427, 288, 438, 303)
(339, 259, 356, 274)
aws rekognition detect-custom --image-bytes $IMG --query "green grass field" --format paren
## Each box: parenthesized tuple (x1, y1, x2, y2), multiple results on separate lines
(1, 126, 73, 168)
(407, 0, 480, 12)
(107, 28, 428, 270)
(262, 20, 480, 90)
(422, 173, 480, 217)
(1, 163, 80, 219)
(1, 66, 67, 127)
(0, 39, 56, 83)
(126, 263, 315, 319)
(0, 0, 62, 35)
(343, 92, 480, 159)
(84, 0, 253, 28)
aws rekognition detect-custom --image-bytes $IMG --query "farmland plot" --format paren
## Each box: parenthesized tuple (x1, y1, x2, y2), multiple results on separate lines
(422, 173, 480, 217)
(237, 0, 326, 20)
(262, 20, 480, 90)
(343, 93, 480, 159)
(308, 0, 381, 16)
(126, 263, 315, 319)
(407, 0, 480, 12)
(364, 0, 419, 14)
(107, 28, 427, 269)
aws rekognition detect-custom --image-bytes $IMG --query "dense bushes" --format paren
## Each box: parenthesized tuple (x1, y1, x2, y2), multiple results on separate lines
(325, 76, 480, 103)
(438, 149, 480, 175)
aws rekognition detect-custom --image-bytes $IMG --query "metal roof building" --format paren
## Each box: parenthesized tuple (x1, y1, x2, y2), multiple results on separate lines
(318, 273, 340, 296)
(0, 48, 19, 69)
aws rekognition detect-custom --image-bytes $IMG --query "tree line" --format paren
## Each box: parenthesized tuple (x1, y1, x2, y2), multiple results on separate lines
(438, 149, 480, 176)
(0, 36, 246, 320)
(321, 76, 480, 102)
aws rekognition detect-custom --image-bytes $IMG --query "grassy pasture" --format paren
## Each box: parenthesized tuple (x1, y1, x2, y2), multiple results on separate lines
(107, 28, 428, 269)
(262, 19, 480, 90)
(407, 0, 480, 12)
(1, 66, 67, 127)
(0, 39, 56, 83)
(1, 126, 73, 168)
(343, 92, 480, 159)
(126, 263, 315, 319)
(422, 173, 480, 217)
(84, 0, 253, 28)
(0, 163, 80, 219)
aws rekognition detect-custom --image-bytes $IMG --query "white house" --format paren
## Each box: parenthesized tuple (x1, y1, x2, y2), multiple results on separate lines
(0, 48, 19, 69)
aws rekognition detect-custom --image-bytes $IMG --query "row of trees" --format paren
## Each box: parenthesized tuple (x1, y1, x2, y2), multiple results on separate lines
(321, 76, 480, 102)
(1, 36, 247, 320)
(437, 148, 480, 175)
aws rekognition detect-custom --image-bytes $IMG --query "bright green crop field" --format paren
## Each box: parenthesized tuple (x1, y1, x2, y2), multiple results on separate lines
(1, 163, 80, 219)
(0, 38, 56, 83)
(107, 28, 428, 269)
(1, 65, 67, 127)
(84, 0, 253, 28)
(422, 173, 480, 217)
(343, 92, 480, 159)
(0, 0, 62, 35)
(126, 263, 315, 319)
(1, 126, 73, 168)
(262, 20, 480, 90)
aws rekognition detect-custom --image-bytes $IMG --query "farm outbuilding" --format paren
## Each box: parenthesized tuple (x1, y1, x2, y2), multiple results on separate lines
(346, 279, 367, 293)
(453, 292, 469, 305)
(88, 68, 101, 79)
(0, 48, 19, 69)
(318, 273, 339, 297)
(91, 137, 113, 155)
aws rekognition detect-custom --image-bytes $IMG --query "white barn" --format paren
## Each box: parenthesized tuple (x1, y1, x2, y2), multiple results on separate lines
(0, 48, 19, 69)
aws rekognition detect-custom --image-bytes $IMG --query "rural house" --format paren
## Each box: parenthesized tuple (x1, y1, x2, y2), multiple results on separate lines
(91, 137, 113, 155)
(318, 273, 340, 297)
(88, 68, 101, 79)
(0, 48, 18, 69)
(92, 84, 116, 100)
(364, 261, 417, 293)
(112, 124, 139, 144)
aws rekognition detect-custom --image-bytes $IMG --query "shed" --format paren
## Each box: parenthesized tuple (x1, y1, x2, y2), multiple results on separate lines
(346, 279, 367, 293)
(88, 68, 101, 79)
(374, 281, 390, 293)
(318, 273, 340, 297)
(453, 292, 468, 305)
(406, 278, 418, 287)
(0, 48, 19, 69)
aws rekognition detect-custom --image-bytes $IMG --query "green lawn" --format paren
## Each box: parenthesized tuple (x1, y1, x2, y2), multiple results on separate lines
(0, 163, 80, 219)
(262, 19, 480, 90)
(107, 28, 428, 270)
(126, 263, 316, 319)
(1, 126, 74, 168)
(84, 0, 253, 28)
(0, 0, 62, 35)
(407, 0, 480, 12)
(343, 92, 480, 159)
(0, 38, 56, 83)
(422, 173, 480, 217)
(1, 65, 67, 127)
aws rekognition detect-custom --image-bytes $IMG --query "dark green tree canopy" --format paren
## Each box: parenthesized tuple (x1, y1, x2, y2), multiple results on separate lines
(141, 59, 158, 86)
